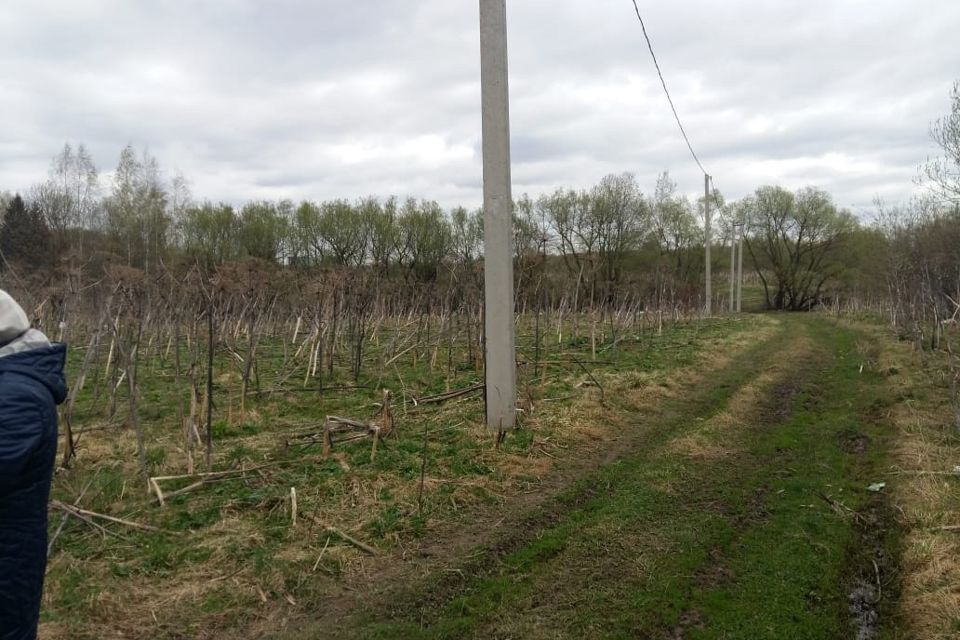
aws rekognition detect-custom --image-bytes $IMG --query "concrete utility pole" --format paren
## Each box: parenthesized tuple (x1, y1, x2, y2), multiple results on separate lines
(736, 224, 744, 313)
(729, 226, 736, 313)
(479, 0, 516, 431)
(704, 174, 711, 316)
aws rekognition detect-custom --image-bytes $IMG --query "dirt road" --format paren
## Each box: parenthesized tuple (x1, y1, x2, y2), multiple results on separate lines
(279, 315, 902, 639)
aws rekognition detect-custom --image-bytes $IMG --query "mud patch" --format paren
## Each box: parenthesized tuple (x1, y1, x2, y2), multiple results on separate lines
(694, 548, 737, 589)
(670, 609, 707, 639)
(849, 582, 880, 640)
(844, 495, 901, 640)
(839, 429, 871, 454)
(773, 382, 801, 421)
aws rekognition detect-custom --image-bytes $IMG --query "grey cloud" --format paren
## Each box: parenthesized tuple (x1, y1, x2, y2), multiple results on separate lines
(1, 0, 958, 212)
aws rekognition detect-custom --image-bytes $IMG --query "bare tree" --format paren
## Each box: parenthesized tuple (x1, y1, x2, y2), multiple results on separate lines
(104, 145, 169, 271)
(650, 172, 701, 306)
(30, 143, 100, 258)
(923, 81, 960, 205)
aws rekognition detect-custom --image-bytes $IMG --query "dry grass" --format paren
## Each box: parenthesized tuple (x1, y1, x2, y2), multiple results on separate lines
(851, 320, 960, 639)
(666, 330, 815, 461)
(667, 430, 737, 460)
(41, 316, 778, 640)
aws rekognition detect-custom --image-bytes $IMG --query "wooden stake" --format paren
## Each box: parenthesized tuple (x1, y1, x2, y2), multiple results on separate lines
(290, 487, 298, 527)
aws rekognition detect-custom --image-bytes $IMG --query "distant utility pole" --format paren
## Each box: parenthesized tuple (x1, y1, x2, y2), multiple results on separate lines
(736, 222, 744, 313)
(479, 0, 516, 431)
(704, 174, 711, 316)
(729, 226, 736, 313)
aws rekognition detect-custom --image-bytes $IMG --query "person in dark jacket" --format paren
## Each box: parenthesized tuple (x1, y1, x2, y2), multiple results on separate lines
(0, 290, 67, 640)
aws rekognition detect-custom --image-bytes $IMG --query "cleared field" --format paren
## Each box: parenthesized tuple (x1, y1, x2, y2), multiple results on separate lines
(40, 313, 959, 639)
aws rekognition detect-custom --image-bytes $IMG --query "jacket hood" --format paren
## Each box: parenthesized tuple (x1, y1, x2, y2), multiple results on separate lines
(0, 343, 68, 404)
(0, 289, 30, 345)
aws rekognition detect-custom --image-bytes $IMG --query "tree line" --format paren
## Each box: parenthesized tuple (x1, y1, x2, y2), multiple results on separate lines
(1, 83, 959, 325)
(0, 146, 724, 312)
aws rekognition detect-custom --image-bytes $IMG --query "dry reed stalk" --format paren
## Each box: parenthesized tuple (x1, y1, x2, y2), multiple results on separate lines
(50, 499, 162, 532)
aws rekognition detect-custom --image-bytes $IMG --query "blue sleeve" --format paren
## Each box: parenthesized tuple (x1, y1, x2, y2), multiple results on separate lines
(0, 385, 45, 493)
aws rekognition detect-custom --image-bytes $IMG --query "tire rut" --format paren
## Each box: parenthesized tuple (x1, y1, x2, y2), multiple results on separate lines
(475, 327, 823, 639)
(342, 324, 801, 638)
(276, 321, 790, 638)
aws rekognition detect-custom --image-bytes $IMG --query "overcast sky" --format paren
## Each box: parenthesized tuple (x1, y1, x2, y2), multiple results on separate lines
(2, 0, 958, 213)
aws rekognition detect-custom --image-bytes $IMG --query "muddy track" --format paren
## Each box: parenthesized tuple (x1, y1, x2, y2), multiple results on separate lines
(841, 337, 904, 640)
(667, 373, 824, 638)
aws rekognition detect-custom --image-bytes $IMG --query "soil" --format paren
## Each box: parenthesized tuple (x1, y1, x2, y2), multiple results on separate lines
(845, 495, 902, 640)
(840, 429, 871, 454)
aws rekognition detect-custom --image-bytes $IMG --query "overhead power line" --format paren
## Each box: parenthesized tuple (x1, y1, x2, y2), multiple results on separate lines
(628, 0, 707, 176)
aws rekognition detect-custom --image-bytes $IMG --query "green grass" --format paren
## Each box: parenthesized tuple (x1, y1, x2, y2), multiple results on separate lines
(327, 316, 903, 640)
